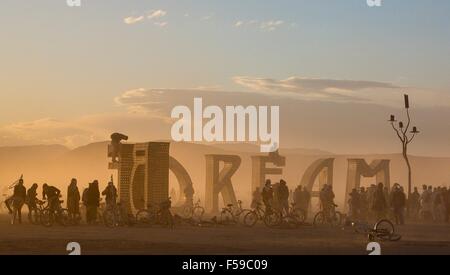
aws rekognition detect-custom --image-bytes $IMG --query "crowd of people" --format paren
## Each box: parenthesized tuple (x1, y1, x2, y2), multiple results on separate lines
(5, 176, 450, 227)
(348, 183, 450, 225)
(4, 177, 118, 225)
(251, 179, 313, 218)
(251, 179, 450, 226)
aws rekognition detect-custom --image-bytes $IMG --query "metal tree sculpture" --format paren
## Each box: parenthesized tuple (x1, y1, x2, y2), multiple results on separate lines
(388, 94, 420, 201)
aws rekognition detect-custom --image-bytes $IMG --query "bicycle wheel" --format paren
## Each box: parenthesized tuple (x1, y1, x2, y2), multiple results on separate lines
(374, 219, 395, 241)
(181, 207, 193, 219)
(389, 233, 402, 242)
(313, 212, 325, 226)
(264, 211, 282, 228)
(243, 211, 258, 227)
(104, 209, 118, 227)
(41, 209, 54, 227)
(192, 206, 205, 220)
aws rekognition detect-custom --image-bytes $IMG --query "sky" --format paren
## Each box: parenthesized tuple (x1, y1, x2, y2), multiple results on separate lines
(0, 0, 450, 156)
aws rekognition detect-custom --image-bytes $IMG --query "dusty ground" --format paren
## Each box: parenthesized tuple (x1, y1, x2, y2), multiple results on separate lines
(0, 215, 449, 255)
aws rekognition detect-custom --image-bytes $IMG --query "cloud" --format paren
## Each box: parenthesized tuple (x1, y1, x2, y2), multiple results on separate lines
(124, 9, 167, 26)
(234, 20, 290, 31)
(123, 16, 145, 25)
(232, 76, 404, 103)
(260, 20, 284, 31)
(234, 21, 244, 27)
(0, 114, 170, 148)
(148, 10, 167, 19)
(111, 86, 450, 156)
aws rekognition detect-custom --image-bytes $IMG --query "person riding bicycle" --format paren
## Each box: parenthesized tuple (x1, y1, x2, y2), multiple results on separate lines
(26, 183, 39, 223)
(102, 181, 118, 209)
(10, 178, 27, 224)
(42, 184, 61, 214)
(67, 178, 81, 220)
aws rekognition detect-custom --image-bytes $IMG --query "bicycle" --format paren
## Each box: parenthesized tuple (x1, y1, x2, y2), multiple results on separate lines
(41, 199, 70, 227)
(313, 203, 343, 227)
(218, 204, 238, 225)
(103, 203, 129, 227)
(278, 203, 305, 228)
(352, 219, 402, 242)
(136, 202, 158, 226)
(232, 200, 252, 223)
(290, 203, 307, 224)
(180, 199, 205, 221)
(28, 199, 47, 225)
(136, 199, 174, 228)
(243, 203, 282, 228)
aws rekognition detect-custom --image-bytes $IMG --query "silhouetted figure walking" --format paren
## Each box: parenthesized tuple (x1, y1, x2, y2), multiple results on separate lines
(409, 187, 420, 220)
(26, 183, 39, 223)
(67, 178, 81, 221)
(102, 181, 117, 209)
(372, 183, 387, 220)
(251, 187, 262, 209)
(86, 180, 100, 224)
(262, 180, 274, 211)
(420, 185, 432, 221)
(348, 188, 360, 220)
(391, 184, 406, 225)
(278, 180, 290, 215)
(12, 179, 26, 224)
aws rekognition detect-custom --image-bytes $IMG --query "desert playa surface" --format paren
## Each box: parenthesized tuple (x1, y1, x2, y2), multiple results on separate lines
(0, 215, 449, 255)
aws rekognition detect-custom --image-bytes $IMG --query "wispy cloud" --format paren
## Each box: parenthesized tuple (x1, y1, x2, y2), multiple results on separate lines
(234, 19, 288, 32)
(260, 20, 284, 31)
(123, 16, 145, 25)
(233, 76, 402, 103)
(148, 10, 167, 19)
(124, 9, 168, 26)
(234, 21, 244, 27)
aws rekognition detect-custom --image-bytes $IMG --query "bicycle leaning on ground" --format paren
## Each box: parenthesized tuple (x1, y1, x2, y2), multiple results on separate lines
(352, 219, 402, 242)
